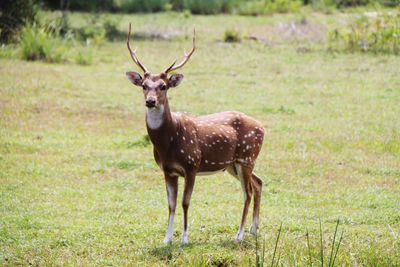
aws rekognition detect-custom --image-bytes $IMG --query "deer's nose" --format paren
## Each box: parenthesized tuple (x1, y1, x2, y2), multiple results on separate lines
(146, 97, 156, 108)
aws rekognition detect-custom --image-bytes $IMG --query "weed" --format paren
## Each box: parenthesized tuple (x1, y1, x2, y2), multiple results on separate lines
(328, 12, 400, 54)
(127, 135, 151, 148)
(75, 48, 93, 65)
(271, 223, 283, 266)
(237, 0, 301, 16)
(262, 106, 296, 115)
(254, 220, 344, 266)
(224, 29, 242, 43)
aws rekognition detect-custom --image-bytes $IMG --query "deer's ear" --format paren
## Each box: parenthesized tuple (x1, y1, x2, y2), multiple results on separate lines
(168, 74, 184, 88)
(126, 71, 143, 87)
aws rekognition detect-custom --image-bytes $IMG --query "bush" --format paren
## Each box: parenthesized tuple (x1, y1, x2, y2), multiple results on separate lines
(75, 48, 93, 65)
(0, 0, 38, 43)
(118, 0, 170, 12)
(75, 16, 106, 45)
(237, 0, 302, 16)
(237, 1, 266, 16)
(18, 21, 97, 65)
(224, 28, 241, 42)
(38, 11, 73, 38)
(265, 0, 302, 13)
(20, 24, 69, 62)
(335, 0, 367, 6)
(310, 0, 336, 13)
(310, 0, 399, 8)
(328, 13, 400, 54)
(103, 18, 122, 41)
(183, 0, 224, 14)
(43, 0, 115, 12)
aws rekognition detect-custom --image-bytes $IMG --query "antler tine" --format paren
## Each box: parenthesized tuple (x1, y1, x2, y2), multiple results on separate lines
(163, 60, 177, 74)
(127, 23, 149, 74)
(164, 28, 196, 74)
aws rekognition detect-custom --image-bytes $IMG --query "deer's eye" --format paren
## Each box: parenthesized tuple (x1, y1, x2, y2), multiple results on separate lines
(160, 84, 167, 91)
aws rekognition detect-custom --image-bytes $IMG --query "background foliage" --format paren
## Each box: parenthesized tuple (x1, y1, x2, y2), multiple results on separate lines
(40, 0, 399, 13)
(0, 1, 399, 266)
(0, 0, 38, 42)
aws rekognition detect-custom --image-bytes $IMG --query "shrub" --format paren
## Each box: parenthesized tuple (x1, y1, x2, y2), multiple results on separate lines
(76, 19, 106, 45)
(265, 0, 302, 13)
(118, 0, 170, 12)
(41, 11, 72, 38)
(381, 0, 400, 6)
(19, 22, 96, 65)
(237, 0, 302, 16)
(162, 2, 173, 11)
(335, 0, 370, 6)
(310, 0, 336, 13)
(0, 0, 38, 43)
(328, 13, 400, 54)
(183, 0, 224, 14)
(103, 18, 122, 41)
(183, 9, 192, 18)
(75, 48, 93, 65)
(43, 0, 115, 12)
(20, 24, 69, 62)
(224, 28, 241, 42)
(237, 1, 266, 16)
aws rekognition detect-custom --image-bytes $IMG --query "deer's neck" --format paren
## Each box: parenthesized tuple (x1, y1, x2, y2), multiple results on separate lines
(146, 100, 176, 150)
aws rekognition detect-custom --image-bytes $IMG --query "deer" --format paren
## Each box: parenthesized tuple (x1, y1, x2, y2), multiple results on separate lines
(125, 23, 265, 244)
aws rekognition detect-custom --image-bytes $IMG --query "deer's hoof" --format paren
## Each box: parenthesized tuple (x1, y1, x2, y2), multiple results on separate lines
(182, 232, 189, 245)
(235, 231, 244, 242)
(164, 237, 172, 245)
(249, 224, 258, 236)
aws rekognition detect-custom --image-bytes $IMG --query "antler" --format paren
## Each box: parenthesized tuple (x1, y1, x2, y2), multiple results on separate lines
(127, 23, 149, 74)
(163, 29, 196, 74)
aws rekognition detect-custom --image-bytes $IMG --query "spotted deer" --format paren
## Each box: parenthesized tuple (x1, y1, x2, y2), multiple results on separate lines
(125, 24, 264, 244)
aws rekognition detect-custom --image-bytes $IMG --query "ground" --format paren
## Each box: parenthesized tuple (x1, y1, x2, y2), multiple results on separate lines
(0, 11, 399, 266)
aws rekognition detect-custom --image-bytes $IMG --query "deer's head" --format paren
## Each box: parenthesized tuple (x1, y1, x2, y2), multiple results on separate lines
(126, 24, 195, 108)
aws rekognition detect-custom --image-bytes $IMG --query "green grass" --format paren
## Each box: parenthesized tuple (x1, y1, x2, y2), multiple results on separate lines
(1, 11, 400, 266)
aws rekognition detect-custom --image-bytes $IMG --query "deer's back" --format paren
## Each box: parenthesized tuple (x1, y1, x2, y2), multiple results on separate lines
(173, 111, 264, 171)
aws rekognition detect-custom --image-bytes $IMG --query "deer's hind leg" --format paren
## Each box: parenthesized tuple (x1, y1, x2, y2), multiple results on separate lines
(250, 173, 263, 235)
(227, 163, 253, 241)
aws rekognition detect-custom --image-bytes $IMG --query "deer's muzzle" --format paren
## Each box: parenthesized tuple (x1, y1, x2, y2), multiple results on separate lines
(146, 97, 157, 108)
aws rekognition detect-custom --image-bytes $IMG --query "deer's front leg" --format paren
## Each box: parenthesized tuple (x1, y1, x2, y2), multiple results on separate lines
(182, 172, 196, 244)
(164, 173, 178, 244)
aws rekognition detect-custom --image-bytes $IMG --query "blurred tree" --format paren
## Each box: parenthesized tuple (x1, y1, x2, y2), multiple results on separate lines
(0, 0, 38, 43)
(42, 0, 114, 12)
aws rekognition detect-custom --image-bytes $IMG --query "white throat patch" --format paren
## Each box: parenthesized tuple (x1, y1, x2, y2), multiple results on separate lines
(146, 104, 164, 129)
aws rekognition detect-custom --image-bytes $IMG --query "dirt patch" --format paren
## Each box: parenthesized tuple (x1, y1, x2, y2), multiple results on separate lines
(249, 20, 326, 45)
(133, 28, 185, 41)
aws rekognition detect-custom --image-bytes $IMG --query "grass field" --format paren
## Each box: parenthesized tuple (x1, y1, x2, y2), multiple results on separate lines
(1, 11, 400, 266)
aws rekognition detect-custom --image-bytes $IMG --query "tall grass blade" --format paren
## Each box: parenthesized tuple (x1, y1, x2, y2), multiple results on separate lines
(319, 218, 324, 267)
(306, 228, 312, 267)
(262, 234, 266, 267)
(271, 223, 282, 267)
(255, 233, 259, 267)
(331, 230, 344, 267)
(275, 251, 282, 267)
(328, 220, 340, 267)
